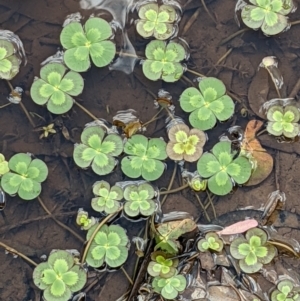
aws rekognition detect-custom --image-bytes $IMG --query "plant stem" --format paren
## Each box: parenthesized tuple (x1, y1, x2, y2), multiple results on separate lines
(201, 0, 217, 25)
(186, 69, 206, 78)
(0, 241, 38, 267)
(142, 107, 164, 128)
(161, 163, 177, 206)
(0, 103, 11, 109)
(291, 20, 300, 26)
(37, 196, 84, 243)
(81, 207, 123, 264)
(74, 100, 99, 121)
(268, 241, 299, 258)
(116, 51, 141, 59)
(207, 48, 233, 76)
(218, 28, 250, 46)
(195, 193, 211, 222)
(121, 266, 134, 285)
(6, 80, 36, 128)
(159, 183, 189, 195)
(207, 191, 217, 219)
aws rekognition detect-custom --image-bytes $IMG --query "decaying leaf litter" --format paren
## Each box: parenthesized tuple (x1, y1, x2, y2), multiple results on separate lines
(1, 2, 297, 300)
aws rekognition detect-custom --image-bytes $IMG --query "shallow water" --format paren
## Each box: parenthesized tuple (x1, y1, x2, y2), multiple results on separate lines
(1, 0, 300, 300)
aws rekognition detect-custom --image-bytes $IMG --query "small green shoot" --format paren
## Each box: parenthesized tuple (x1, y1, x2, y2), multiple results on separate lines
(136, 3, 177, 40)
(143, 40, 186, 82)
(152, 273, 187, 300)
(60, 17, 116, 72)
(73, 126, 123, 176)
(166, 123, 206, 162)
(230, 228, 277, 273)
(123, 183, 156, 217)
(180, 77, 235, 130)
(30, 63, 84, 114)
(0, 154, 9, 176)
(33, 250, 87, 301)
(197, 232, 224, 252)
(121, 134, 167, 181)
(241, 0, 295, 36)
(1, 153, 48, 200)
(271, 280, 300, 301)
(147, 251, 178, 278)
(0, 40, 20, 80)
(267, 105, 300, 138)
(86, 224, 129, 268)
(76, 209, 96, 230)
(91, 180, 123, 215)
(197, 141, 252, 196)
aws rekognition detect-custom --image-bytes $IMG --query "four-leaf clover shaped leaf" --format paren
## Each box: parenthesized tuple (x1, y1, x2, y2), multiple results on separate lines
(91, 180, 123, 215)
(271, 280, 300, 301)
(180, 77, 235, 131)
(0, 39, 20, 80)
(230, 228, 277, 273)
(241, 0, 295, 36)
(197, 141, 252, 196)
(121, 134, 167, 181)
(123, 183, 156, 217)
(197, 232, 224, 252)
(86, 224, 129, 268)
(136, 3, 177, 40)
(60, 17, 116, 72)
(73, 126, 123, 176)
(152, 274, 187, 300)
(31, 62, 84, 114)
(33, 250, 87, 301)
(267, 105, 300, 138)
(0, 153, 9, 176)
(166, 123, 206, 162)
(147, 251, 178, 278)
(143, 40, 186, 82)
(1, 153, 48, 200)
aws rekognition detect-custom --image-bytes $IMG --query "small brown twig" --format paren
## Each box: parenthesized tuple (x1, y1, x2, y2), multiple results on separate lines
(161, 163, 178, 206)
(201, 0, 217, 25)
(37, 196, 84, 243)
(159, 183, 189, 195)
(218, 28, 250, 46)
(74, 100, 99, 121)
(195, 193, 211, 222)
(0, 241, 38, 267)
(207, 48, 233, 76)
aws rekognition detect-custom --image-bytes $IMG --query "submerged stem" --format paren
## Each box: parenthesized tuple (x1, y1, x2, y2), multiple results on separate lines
(159, 183, 189, 195)
(0, 241, 38, 267)
(6, 80, 36, 128)
(186, 69, 206, 78)
(0, 103, 11, 109)
(81, 207, 123, 264)
(161, 163, 178, 206)
(201, 0, 217, 25)
(74, 100, 99, 121)
(207, 191, 216, 219)
(195, 193, 211, 222)
(37, 196, 84, 243)
(218, 28, 250, 46)
(142, 107, 164, 128)
(121, 266, 134, 285)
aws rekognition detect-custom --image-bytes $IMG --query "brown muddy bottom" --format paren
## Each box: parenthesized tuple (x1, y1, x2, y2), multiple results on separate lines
(0, 0, 300, 300)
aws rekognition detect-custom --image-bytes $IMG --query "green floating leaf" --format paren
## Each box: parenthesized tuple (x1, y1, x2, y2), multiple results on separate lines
(30, 62, 84, 114)
(180, 77, 234, 130)
(1, 153, 48, 200)
(60, 18, 116, 72)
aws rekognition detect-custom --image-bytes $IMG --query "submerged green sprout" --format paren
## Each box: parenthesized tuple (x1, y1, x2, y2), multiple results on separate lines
(266, 105, 300, 138)
(241, 0, 295, 36)
(91, 180, 123, 215)
(136, 3, 177, 40)
(166, 124, 206, 162)
(73, 126, 123, 176)
(152, 273, 187, 300)
(76, 209, 96, 230)
(60, 17, 116, 72)
(86, 224, 129, 268)
(0, 40, 20, 80)
(197, 141, 252, 196)
(230, 228, 277, 273)
(143, 40, 186, 82)
(180, 77, 235, 131)
(0, 154, 9, 176)
(197, 232, 224, 252)
(30, 63, 84, 114)
(33, 250, 87, 301)
(271, 280, 300, 301)
(123, 183, 156, 217)
(1, 153, 48, 200)
(121, 135, 167, 181)
(147, 251, 178, 278)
